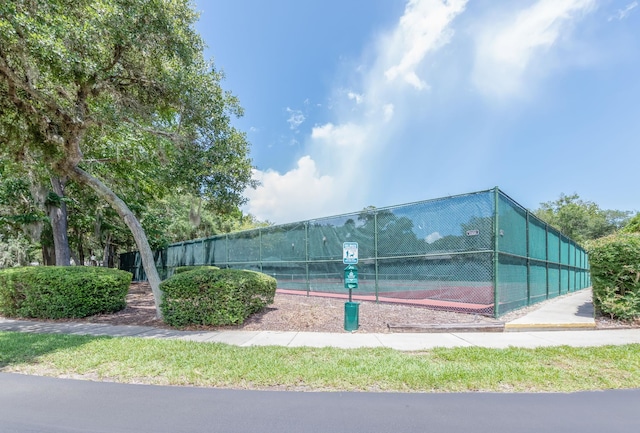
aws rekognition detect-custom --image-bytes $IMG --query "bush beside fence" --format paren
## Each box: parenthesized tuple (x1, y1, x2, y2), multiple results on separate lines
(0, 266, 131, 319)
(160, 268, 276, 327)
(589, 233, 640, 320)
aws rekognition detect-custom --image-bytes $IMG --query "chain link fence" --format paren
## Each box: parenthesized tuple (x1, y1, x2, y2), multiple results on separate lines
(120, 188, 590, 317)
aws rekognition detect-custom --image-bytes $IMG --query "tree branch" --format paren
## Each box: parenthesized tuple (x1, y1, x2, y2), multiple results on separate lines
(0, 57, 74, 127)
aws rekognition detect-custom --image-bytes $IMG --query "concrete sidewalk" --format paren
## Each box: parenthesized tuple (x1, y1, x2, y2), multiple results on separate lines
(504, 288, 597, 331)
(2, 289, 639, 350)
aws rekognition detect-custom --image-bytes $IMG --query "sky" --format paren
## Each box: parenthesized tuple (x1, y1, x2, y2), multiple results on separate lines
(194, 0, 640, 224)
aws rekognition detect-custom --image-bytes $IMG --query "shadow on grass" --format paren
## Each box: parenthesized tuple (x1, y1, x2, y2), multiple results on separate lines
(0, 332, 96, 369)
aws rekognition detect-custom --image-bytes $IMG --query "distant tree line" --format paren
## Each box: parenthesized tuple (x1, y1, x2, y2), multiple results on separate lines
(533, 193, 636, 244)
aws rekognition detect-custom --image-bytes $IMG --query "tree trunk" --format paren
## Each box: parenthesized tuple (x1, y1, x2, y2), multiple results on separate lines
(76, 230, 85, 265)
(103, 232, 115, 268)
(41, 244, 56, 266)
(65, 166, 164, 319)
(48, 176, 71, 266)
(70, 251, 80, 266)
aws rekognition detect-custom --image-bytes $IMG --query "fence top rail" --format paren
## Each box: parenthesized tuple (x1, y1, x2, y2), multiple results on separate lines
(120, 187, 587, 260)
(147, 188, 496, 247)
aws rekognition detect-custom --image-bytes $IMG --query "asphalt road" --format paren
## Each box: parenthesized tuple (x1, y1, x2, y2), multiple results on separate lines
(1, 373, 639, 433)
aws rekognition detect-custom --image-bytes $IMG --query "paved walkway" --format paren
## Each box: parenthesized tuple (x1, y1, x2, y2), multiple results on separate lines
(2, 289, 640, 350)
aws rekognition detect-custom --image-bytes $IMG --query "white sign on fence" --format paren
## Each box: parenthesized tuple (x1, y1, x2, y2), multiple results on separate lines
(343, 242, 358, 264)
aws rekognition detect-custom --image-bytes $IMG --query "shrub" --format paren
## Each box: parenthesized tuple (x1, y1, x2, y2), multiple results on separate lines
(588, 233, 640, 320)
(160, 268, 276, 327)
(0, 266, 131, 319)
(172, 265, 219, 275)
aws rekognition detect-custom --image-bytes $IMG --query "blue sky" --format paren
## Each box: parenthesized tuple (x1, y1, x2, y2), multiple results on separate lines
(194, 0, 639, 224)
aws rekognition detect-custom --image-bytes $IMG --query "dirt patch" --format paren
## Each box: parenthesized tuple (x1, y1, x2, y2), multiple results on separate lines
(74, 283, 503, 333)
(10, 282, 638, 332)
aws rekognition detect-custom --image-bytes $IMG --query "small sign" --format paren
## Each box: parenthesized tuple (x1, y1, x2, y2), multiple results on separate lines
(466, 229, 480, 236)
(343, 242, 358, 264)
(344, 265, 358, 288)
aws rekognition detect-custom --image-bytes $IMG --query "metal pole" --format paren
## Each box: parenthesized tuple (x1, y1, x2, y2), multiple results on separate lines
(305, 222, 310, 296)
(545, 223, 549, 300)
(493, 187, 500, 318)
(226, 234, 229, 267)
(558, 234, 562, 294)
(526, 210, 531, 306)
(374, 211, 379, 303)
(259, 228, 263, 273)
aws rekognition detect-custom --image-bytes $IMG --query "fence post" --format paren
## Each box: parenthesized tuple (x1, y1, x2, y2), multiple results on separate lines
(374, 211, 379, 303)
(545, 223, 549, 300)
(493, 187, 500, 318)
(259, 228, 263, 273)
(526, 210, 531, 306)
(225, 234, 229, 267)
(305, 221, 310, 295)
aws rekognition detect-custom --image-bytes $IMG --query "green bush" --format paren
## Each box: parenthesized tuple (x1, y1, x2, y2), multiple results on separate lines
(0, 266, 131, 319)
(172, 265, 219, 275)
(160, 268, 276, 327)
(588, 233, 640, 320)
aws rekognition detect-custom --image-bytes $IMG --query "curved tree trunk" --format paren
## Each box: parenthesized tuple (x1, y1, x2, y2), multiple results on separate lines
(48, 176, 71, 266)
(64, 166, 164, 319)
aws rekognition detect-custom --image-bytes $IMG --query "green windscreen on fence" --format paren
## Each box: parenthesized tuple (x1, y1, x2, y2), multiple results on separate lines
(120, 187, 590, 317)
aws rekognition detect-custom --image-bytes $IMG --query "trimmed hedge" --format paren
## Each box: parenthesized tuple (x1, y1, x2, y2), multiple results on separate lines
(0, 266, 131, 319)
(173, 266, 219, 275)
(160, 268, 276, 327)
(589, 233, 640, 320)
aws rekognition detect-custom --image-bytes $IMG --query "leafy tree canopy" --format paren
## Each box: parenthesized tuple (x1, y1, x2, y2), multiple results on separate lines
(0, 0, 256, 317)
(621, 213, 640, 234)
(534, 193, 632, 244)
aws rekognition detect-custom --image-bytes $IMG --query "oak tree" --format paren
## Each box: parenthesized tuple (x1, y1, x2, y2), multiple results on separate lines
(0, 0, 254, 318)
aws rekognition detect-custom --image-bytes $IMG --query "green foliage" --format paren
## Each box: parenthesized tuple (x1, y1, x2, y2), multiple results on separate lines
(145, 194, 271, 245)
(0, 266, 131, 319)
(0, 233, 38, 268)
(535, 193, 631, 244)
(1, 0, 258, 302)
(621, 213, 640, 234)
(588, 234, 640, 320)
(0, 0, 255, 211)
(160, 268, 276, 327)
(173, 266, 219, 275)
(0, 166, 47, 239)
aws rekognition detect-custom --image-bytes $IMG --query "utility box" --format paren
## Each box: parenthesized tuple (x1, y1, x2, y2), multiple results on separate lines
(344, 301, 359, 331)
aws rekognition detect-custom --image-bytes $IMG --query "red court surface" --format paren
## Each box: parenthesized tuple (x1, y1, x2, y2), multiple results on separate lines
(276, 279, 495, 315)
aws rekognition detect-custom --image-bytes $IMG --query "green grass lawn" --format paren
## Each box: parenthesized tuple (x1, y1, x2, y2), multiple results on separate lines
(1, 331, 639, 392)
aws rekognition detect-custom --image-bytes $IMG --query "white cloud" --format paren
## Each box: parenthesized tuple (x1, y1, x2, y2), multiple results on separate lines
(310, 122, 368, 148)
(286, 107, 305, 130)
(243, 156, 340, 223)
(383, 0, 467, 90)
(425, 231, 443, 244)
(472, 0, 596, 98)
(347, 91, 363, 104)
(244, 0, 469, 223)
(609, 1, 638, 21)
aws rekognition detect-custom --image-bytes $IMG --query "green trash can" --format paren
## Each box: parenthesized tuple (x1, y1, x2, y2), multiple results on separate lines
(344, 301, 359, 331)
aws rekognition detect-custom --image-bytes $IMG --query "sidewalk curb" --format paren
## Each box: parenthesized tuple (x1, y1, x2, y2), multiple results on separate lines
(387, 322, 505, 333)
(504, 322, 596, 332)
